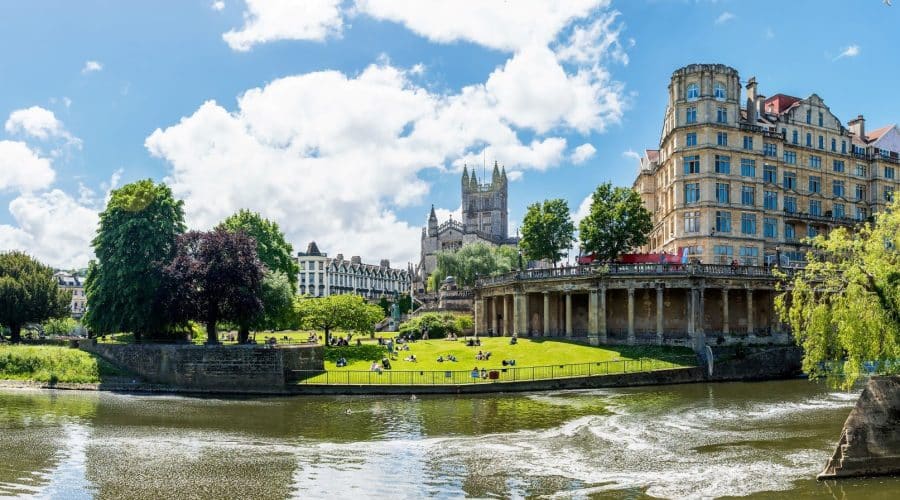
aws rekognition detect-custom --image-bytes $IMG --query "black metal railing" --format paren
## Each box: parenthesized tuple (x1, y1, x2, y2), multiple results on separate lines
(293, 356, 697, 386)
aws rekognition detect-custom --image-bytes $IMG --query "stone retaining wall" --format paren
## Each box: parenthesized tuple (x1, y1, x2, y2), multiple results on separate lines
(79, 340, 323, 393)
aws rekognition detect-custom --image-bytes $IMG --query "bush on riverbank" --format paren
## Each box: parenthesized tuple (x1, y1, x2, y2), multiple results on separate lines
(323, 344, 385, 364)
(398, 313, 472, 339)
(0, 345, 124, 384)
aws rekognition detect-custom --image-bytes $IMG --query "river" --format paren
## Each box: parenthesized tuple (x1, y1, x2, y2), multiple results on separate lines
(0, 379, 897, 499)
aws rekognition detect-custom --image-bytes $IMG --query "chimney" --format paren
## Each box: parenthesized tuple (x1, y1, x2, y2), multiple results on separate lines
(755, 94, 766, 121)
(745, 77, 758, 123)
(351, 256, 362, 265)
(335, 253, 344, 262)
(380, 259, 390, 268)
(848, 115, 866, 140)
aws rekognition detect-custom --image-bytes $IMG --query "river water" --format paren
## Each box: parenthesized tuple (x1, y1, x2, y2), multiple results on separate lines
(0, 380, 897, 499)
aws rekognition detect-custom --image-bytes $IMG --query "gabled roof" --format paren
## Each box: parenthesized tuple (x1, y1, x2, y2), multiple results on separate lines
(645, 149, 659, 162)
(764, 94, 800, 114)
(867, 125, 895, 142)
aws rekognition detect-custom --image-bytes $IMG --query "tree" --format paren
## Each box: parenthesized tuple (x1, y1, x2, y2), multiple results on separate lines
(236, 270, 295, 343)
(579, 182, 653, 262)
(430, 243, 518, 288)
(218, 210, 298, 289)
(84, 180, 185, 342)
(0, 252, 70, 342)
(520, 198, 575, 266)
(163, 228, 265, 344)
(294, 294, 384, 346)
(43, 317, 78, 336)
(776, 200, 900, 389)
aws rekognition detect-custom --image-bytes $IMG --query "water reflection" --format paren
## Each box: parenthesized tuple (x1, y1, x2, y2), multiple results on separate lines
(1, 380, 898, 498)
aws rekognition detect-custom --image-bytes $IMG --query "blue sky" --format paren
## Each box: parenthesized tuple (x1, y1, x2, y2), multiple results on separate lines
(1, 0, 897, 269)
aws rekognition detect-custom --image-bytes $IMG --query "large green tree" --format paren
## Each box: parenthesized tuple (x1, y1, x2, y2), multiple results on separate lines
(294, 294, 384, 346)
(163, 228, 266, 344)
(578, 182, 653, 262)
(430, 242, 518, 289)
(218, 209, 298, 289)
(776, 200, 900, 389)
(84, 180, 185, 342)
(0, 252, 71, 342)
(520, 198, 575, 267)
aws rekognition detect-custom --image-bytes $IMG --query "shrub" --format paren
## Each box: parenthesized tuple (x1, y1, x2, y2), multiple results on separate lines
(323, 344, 385, 363)
(398, 312, 473, 339)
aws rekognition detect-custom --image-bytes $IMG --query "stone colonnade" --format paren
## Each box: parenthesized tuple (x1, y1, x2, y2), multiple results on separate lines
(474, 275, 783, 349)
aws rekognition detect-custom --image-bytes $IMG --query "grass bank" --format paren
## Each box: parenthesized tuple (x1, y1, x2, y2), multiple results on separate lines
(0, 345, 125, 384)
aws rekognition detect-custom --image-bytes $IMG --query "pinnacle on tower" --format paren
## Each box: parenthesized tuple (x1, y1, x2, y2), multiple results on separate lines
(428, 204, 437, 220)
(501, 165, 507, 184)
(462, 165, 470, 192)
(492, 160, 501, 185)
(470, 170, 479, 191)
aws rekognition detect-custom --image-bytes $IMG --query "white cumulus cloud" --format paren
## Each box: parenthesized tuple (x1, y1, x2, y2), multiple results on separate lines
(4, 106, 81, 148)
(714, 12, 735, 25)
(82, 60, 103, 74)
(212, 1, 225, 11)
(223, 0, 343, 51)
(571, 143, 596, 164)
(834, 44, 860, 60)
(622, 149, 641, 162)
(0, 141, 56, 192)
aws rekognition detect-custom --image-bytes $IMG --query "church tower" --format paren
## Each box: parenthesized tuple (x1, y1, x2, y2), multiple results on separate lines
(461, 161, 508, 240)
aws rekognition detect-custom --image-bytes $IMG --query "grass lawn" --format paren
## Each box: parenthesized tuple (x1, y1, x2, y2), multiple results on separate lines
(302, 337, 697, 385)
(96, 329, 395, 346)
(0, 345, 125, 384)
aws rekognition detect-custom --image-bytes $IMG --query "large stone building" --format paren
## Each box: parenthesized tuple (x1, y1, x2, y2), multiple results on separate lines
(415, 161, 518, 288)
(55, 271, 86, 319)
(296, 242, 411, 299)
(633, 63, 900, 265)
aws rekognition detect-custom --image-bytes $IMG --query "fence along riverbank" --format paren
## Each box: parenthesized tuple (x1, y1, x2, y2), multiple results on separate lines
(293, 356, 696, 386)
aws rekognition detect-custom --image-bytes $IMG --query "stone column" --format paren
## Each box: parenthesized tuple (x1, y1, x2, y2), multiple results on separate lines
(474, 298, 479, 336)
(722, 288, 730, 335)
(513, 292, 521, 336)
(627, 287, 635, 345)
(521, 292, 530, 336)
(543, 292, 550, 337)
(491, 296, 498, 336)
(746, 288, 754, 335)
(503, 295, 510, 336)
(588, 290, 599, 346)
(598, 285, 607, 344)
(656, 286, 664, 345)
(565, 293, 573, 338)
(688, 287, 697, 336)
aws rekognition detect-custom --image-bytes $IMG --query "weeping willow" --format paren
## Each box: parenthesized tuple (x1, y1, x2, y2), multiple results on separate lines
(776, 200, 900, 389)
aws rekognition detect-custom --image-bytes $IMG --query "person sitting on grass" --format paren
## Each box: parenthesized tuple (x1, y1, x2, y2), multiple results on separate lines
(336, 356, 348, 368)
(509, 335, 518, 345)
(382, 357, 391, 370)
(475, 337, 481, 346)
(484, 351, 492, 360)
(405, 354, 417, 362)
(370, 362, 382, 373)
(476, 351, 484, 361)
(437, 355, 445, 363)
(480, 368, 488, 379)
(448, 354, 458, 362)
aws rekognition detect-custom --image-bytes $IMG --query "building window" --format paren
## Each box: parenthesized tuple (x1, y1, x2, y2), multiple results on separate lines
(808, 176, 821, 194)
(741, 158, 756, 177)
(886, 166, 896, 180)
(741, 185, 755, 206)
(806, 109, 812, 124)
(715, 211, 732, 232)
(740, 246, 759, 265)
(714, 245, 734, 264)
(687, 83, 699, 100)
(842, 141, 847, 154)
(784, 151, 797, 164)
(855, 184, 867, 202)
(833, 203, 845, 219)
(741, 213, 757, 235)
(792, 130, 799, 144)
(808, 225, 819, 238)
(763, 164, 777, 183)
(716, 106, 727, 124)
(684, 155, 700, 174)
(684, 183, 700, 204)
(828, 182, 843, 200)
(809, 155, 821, 169)
(885, 187, 895, 202)
(783, 171, 797, 190)
(818, 135, 824, 150)
(686, 132, 697, 147)
(717, 132, 728, 146)
(743, 136, 753, 150)
(819, 112, 824, 127)
(810, 199, 822, 216)
(856, 206, 868, 221)
(831, 138, 837, 152)
(785, 196, 797, 213)
(855, 163, 868, 177)
(785, 224, 796, 240)
(715, 155, 731, 174)
(714, 82, 726, 100)
(833, 159, 845, 173)
(806, 133, 812, 147)
(686, 107, 697, 124)
(764, 217, 778, 238)
(763, 143, 777, 157)
(716, 183, 730, 203)
(684, 211, 700, 233)
(764, 190, 778, 210)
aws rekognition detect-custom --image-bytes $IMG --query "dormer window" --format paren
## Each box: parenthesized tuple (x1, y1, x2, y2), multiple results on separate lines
(714, 82, 726, 100)
(686, 83, 699, 100)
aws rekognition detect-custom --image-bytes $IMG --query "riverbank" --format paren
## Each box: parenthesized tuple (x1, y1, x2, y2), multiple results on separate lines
(0, 345, 125, 384)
